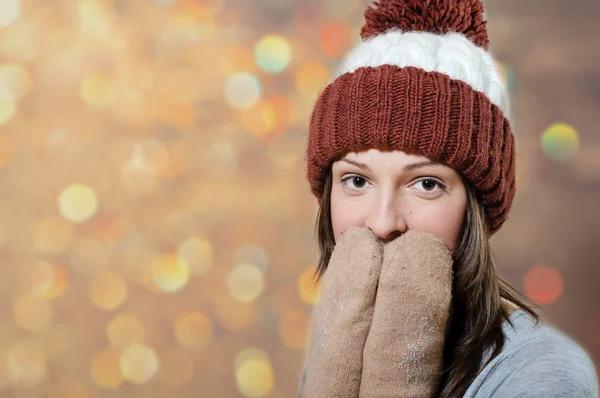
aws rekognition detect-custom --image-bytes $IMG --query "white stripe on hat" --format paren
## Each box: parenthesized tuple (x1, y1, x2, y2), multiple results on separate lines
(337, 29, 510, 119)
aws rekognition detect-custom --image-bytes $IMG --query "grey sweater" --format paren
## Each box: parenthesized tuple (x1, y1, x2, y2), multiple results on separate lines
(300, 309, 599, 397)
(464, 309, 598, 397)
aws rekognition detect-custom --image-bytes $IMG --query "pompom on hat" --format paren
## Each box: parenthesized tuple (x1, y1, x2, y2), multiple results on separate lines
(305, 0, 515, 235)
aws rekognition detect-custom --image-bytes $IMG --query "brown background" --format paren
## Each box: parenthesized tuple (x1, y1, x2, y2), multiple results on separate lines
(0, 0, 598, 396)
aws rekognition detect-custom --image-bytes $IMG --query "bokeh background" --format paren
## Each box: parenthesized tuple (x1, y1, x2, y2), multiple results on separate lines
(0, 0, 598, 396)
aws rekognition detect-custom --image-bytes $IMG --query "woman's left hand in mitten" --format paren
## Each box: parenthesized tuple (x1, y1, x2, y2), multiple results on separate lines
(359, 229, 454, 397)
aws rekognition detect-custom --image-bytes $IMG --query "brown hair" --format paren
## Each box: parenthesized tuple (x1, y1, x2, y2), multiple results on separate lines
(312, 167, 540, 397)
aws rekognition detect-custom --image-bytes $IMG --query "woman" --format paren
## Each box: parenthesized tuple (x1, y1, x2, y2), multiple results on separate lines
(299, 0, 599, 397)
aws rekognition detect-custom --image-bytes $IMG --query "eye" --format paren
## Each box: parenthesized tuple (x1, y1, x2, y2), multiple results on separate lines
(412, 178, 447, 193)
(340, 175, 370, 191)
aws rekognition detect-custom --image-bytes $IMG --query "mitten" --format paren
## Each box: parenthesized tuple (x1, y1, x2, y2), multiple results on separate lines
(301, 227, 383, 398)
(359, 229, 453, 397)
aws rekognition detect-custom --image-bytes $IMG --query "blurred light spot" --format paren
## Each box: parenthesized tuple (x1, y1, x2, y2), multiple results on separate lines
(0, 0, 20, 27)
(120, 343, 159, 384)
(139, 138, 169, 173)
(297, 267, 319, 305)
(254, 35, 291, 74)
(107, 313, 146, 349)
(202, 140, 237, 177)
(541, 123, 580, 163)
(90, 349, 124, 389)
(0, 87, 16, 125)
(296, 61, 330, 98)
(154, 0, 175, 6)
(33, 217, 75, 255)
(225, 72, 262, 110)
(151, 253, 190, 293)
(233, 245, 268, 273)
(215, 299, 256, 331)
(13, 294, 53, 332)
(120, 144, 158, 195)
(524, 265, 564, 305)
(234, 348, 274, 397)
(0, 133, 13, 168)
(80, 72, 117, 108)
(70, 238, 108, 275)
(174, 311, 213, 350)
(227, 263, 265, 303)
(218, 45, 256, 75)
(58, 184, 99, 223)
(89, 271, 128, 311)
(178, 237, 214, 276)
(31, 261, 69, 299)
(241, 100, 286, 142)
(8, 339, 46, 387)
(0, 63, 32, 101)
(157, 348, 195, 386)
(279, 310, 310, 349)
(320, 22, 353, 59)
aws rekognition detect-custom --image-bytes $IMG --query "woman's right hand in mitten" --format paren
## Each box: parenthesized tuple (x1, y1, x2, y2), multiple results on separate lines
(301, 227, 383, 398)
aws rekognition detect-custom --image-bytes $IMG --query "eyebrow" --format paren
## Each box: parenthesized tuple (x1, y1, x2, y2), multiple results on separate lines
(341, 159, 440, 172)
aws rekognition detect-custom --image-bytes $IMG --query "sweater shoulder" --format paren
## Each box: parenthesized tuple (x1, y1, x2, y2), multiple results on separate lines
(464, 311, 599, 397)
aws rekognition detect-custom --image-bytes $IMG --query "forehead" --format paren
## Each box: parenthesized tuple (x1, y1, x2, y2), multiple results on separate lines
(334, 149, 449, 170)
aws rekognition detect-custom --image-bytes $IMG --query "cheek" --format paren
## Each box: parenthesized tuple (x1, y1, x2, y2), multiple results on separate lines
(330, 193, 366, 243)
(408, 204, 466, 251)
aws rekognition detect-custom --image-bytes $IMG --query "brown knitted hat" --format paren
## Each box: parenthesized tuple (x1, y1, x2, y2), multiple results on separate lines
(305, 0, 515, 235)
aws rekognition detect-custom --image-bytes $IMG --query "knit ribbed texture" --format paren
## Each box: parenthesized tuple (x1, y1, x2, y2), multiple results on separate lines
(306, 64, 515, 235)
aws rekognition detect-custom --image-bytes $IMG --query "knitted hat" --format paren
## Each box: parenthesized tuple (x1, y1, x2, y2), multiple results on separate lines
(305, 0, 515, 235)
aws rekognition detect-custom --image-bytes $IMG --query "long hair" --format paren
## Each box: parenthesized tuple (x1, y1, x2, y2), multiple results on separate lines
(312, 168, 540, 397)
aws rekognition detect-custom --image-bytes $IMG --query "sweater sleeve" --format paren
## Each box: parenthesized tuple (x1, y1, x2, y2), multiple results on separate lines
(469, 334, 599, 398)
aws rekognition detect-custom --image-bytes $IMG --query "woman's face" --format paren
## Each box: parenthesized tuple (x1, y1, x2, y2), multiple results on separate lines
(330, 149, 467, 251)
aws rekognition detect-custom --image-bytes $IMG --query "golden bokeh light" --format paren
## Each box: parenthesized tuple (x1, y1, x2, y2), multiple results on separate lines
(90, 349, 124, 390)
(89, 271, 128, 311)
(226, 262, 265, 303)
(107, 313, 146, 350)
(297, 266, 320, 306)
(234, 348, 275, 398)
(151, 253, 190, 293)
(177, 237, 214, 276)
(30, 262, 69, 299)
(0, 87, 16, 125)
(0, 63, 33, 100)
(174, 311, 213, 351)
(120, 343, 159, 384)
(79, 72, 118, 108)
(296, 61, 331, 98)
(0, 0, 20, 28)
(13, 294, 53, 332)
(120, 145, 159, 196)
(58, 183, 99, 223)
(8, 339, 47, 387)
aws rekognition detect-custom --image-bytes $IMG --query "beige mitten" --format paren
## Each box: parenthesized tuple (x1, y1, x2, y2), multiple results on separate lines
(359, 229, 453, 397)
(301, 227, 383, 398)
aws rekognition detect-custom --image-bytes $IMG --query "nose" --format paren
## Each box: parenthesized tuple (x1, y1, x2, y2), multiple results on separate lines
(364, 193, 407, 244)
